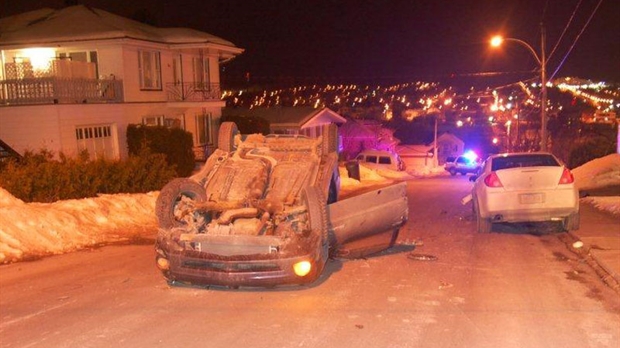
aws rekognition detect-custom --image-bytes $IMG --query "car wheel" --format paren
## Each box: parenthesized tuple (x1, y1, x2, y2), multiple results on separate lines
(156, 178, 209, 229)
(562, 212, 580, 231)
(218, 122, 239, 152)
(301, 186, 330, 268)
(474, 199, 492, 233)
(301, 186, 328, 241)
(449, 168, 457, 176)
(321, 123, 339, 155)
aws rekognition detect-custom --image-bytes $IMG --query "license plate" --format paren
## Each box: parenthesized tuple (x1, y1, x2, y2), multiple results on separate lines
(519, 193, 544, 204)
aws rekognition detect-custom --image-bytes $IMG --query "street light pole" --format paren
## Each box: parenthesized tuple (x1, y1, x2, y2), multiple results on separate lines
(490, 30, 548, 151)
(540, 25, 548, 151)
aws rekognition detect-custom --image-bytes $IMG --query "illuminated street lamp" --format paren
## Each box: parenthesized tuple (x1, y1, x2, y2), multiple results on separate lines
(490, 31, 547, 151)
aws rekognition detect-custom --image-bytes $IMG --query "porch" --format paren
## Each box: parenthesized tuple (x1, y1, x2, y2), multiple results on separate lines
(0, 77, 124, 105)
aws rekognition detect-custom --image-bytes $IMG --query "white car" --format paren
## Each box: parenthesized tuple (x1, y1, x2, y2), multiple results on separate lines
(471, 152, 579, 233)
(356, 150, 406, 171)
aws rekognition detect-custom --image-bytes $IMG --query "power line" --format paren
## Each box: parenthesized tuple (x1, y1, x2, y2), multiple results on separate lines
(549, 0, 604, 81)
(547, 0, 584, 62)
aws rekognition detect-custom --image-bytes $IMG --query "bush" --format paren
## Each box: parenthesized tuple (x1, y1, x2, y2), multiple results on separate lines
(0, 149, 176, 203)
(127, 124, 195, 177)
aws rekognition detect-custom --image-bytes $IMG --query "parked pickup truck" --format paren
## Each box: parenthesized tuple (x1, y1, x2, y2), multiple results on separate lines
(444, 154, 481, 176)
(154, 122, 409, 288)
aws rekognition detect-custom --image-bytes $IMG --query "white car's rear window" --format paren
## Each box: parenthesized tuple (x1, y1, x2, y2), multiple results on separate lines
(492, 155, 559, 171)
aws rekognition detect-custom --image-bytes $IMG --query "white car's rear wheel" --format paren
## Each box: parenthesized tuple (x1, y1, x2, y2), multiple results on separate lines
(475, 199, 492, 233)
(562, 212, 580, 231)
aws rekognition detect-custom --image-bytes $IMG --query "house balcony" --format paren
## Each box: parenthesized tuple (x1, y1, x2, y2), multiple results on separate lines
(166, 82, 221, 102)
(0, 77, 124, 106)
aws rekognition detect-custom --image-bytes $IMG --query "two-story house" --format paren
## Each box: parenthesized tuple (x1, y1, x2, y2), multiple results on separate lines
(0, 5, 243, 160)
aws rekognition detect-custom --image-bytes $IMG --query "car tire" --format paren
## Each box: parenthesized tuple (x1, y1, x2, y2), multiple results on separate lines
(321, 123, 339, 155)
(218, 122, 239, 152)
(562, 212, 580, 231)
(301, 186, 328, 242)
(474, 199, 492, 233)
(301, 186, 330, 268)
(449, 168, 457, 176)
(156, 178, 208, 229)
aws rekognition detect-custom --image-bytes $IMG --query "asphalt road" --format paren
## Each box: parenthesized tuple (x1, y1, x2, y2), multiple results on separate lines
(1, 176, 619, 348)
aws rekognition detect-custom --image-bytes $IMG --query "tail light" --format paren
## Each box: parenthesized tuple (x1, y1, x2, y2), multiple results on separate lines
(484, 172, 503, 188)
(559, 168, 574, 185)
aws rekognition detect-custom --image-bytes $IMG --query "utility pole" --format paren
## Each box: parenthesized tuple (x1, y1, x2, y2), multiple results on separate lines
(540, 24, 548, 151)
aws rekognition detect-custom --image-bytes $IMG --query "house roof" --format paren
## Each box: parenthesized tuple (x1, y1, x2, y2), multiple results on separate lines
(396, 144, 433, 157)
(223, 107, 347, 129)
(339, 118, 376, 138)
(0, 5, 242, 54)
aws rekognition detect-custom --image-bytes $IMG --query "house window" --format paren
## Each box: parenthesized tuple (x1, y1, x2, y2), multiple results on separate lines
(58, 50, 99, 78)
(138, 50, 162, 90)
(172, 54, 183, 86)
(75, 124, 117, 160)
(192, 57, 210, 89)
(142, 116, 165, 126)
(142, 116, 183, 128)
(195, 112, 213, 145)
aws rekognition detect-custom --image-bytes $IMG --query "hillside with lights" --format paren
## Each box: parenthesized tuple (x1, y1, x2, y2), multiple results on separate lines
(222, 78, 618, 164)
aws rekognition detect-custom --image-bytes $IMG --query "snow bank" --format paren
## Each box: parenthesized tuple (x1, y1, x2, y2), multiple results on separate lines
(0, 188, 158, 263)
(581, 196, 620, 216)
(338, 163, 397, 195)
(572, 153, 620, 190)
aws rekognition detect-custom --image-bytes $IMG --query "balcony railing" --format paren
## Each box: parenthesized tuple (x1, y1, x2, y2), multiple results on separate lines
(0, 77, 124, 106)
(166, 82, 221, 102)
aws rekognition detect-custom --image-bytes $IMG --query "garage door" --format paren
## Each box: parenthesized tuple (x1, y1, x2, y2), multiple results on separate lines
(75, 124, 118, 160)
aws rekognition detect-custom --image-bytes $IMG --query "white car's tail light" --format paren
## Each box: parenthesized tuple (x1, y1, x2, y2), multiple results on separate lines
(559, 168, 575, 185)
(484, 172, 503, 188)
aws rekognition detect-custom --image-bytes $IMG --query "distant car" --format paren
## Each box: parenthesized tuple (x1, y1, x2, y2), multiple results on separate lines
(444, 155, 481, 176)
(471, 152, 580, 233)
(356, 150, 406, 171)
(154, 123, 409, 288)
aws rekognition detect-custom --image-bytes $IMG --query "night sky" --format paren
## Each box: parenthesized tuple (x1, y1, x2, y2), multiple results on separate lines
(3, 0, 619, 86)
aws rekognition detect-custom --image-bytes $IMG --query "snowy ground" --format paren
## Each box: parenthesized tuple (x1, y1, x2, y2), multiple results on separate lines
(0, 154, 618, 264)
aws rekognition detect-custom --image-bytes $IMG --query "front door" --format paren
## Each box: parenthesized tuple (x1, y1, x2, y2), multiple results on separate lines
(328, 182, 408, 258)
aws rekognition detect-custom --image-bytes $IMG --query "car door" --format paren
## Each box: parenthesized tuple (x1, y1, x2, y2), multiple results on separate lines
(327, 182, 408, 258)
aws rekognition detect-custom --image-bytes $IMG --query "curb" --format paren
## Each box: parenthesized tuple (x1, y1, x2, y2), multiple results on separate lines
(562, 232, 620, 294)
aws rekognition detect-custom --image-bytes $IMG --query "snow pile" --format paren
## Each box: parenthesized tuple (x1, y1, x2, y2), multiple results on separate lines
(0, 188, 158, 263)
(407, 165, 449, 178)
(581, 196, 620, 216)
(338, 164, 396, 195)
(572, 153, 620, 190)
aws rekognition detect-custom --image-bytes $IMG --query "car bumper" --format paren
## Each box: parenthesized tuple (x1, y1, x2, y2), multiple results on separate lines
(479, 189, 579, 223)
(155, 235, 328, 288)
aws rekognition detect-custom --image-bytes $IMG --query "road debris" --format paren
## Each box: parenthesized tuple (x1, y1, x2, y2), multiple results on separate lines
(407, 253, 438, 261)
(439, 281, 454, 290)
(461, 194, 472, 205)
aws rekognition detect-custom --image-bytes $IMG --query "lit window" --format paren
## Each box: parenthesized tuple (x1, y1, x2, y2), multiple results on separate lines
(138, 50, 162, 90)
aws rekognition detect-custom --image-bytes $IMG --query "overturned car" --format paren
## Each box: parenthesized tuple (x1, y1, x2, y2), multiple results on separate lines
(155, 122, 408, 288)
